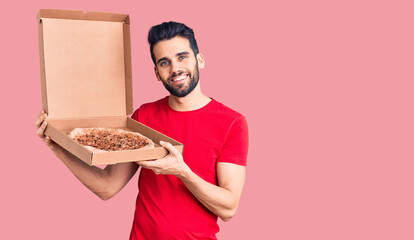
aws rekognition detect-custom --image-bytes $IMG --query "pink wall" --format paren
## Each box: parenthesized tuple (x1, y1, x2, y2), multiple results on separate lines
(2, 0, 413, 239)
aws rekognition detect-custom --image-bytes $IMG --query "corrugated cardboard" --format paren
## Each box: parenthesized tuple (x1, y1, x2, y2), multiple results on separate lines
(37, 9, 183, 165)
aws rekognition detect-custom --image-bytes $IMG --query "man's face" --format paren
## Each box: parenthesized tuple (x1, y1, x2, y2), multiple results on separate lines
(152, 36, 204, 97)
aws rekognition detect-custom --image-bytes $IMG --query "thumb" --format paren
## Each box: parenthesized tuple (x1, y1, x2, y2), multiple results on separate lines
(160, 141, 181, 157)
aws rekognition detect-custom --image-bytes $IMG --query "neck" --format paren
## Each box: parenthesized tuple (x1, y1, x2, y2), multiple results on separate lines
(168, 83, 211, 111)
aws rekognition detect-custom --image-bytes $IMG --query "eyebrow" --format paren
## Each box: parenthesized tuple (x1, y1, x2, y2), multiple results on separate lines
(156, 52, 190, 65)
(177, 51, 190, 57)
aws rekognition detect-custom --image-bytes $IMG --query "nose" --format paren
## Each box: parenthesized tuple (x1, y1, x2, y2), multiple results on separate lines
(171, 60, 182, 74)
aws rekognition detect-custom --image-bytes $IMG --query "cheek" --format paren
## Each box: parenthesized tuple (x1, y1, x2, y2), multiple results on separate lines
(158, 70, 170, 81)
(185, 63, 196, 74)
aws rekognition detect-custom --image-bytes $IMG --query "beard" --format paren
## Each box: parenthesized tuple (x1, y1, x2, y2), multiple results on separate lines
(160, 62, 200, 98)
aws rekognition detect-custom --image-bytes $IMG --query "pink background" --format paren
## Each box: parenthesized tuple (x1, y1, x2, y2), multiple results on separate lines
(1, 0, 413, 239)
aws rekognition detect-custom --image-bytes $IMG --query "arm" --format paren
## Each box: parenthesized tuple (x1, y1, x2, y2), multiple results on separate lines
(36, 111, 139, 200)
(138, 141, 246, 221)
(181, 161, 245, 221)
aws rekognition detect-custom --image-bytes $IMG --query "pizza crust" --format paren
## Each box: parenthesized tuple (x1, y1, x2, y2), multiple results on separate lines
(68, 127, 155, 152)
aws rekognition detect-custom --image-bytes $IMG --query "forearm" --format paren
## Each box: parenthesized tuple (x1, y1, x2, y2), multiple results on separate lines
(53, 149, 117, 200)
(137, 141, 245, 220)
(37, 114, 136, 200)
(179, 166, 239, 221)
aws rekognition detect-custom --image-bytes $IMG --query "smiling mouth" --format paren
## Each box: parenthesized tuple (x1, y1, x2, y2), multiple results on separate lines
(171, 73, 189, 83)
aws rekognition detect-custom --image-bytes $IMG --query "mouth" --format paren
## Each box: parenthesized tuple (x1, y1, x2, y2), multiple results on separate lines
(170, 73, 189, 83)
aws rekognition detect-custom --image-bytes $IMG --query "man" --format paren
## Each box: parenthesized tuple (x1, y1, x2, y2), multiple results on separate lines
(36, 21, 248, 240)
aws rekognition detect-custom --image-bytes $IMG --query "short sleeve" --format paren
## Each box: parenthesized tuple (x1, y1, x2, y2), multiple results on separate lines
(131, 108, 139, 121)
(217, 116, 249, 166)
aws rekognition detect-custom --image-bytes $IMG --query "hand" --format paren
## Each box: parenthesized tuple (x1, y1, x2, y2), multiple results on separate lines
(35, 110, 64, 154)
(138, 141, 189, 178)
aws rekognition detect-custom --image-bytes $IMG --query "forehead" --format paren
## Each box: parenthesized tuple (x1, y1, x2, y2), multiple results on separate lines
(153, 36, 193, 61)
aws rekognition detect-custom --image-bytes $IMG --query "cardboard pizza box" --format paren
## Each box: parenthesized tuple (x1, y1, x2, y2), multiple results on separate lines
(37, 9, 183, 165)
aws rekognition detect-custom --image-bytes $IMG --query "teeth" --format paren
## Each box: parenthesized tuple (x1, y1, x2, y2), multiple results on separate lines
(172, 74, 188, 82)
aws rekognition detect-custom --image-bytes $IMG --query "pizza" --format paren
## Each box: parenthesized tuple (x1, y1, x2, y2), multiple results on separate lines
(68, 127, 155, 152)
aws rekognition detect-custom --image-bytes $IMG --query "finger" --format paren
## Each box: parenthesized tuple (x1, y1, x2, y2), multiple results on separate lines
(37, 110, 45, 118)
(45, 136, 58, 150)
(35, 113, 47, 128)
(138, 159, 159, 168)
(37, 121, 48, 137)
(44, 136, 53, 147)
(160, 141, 181, 157)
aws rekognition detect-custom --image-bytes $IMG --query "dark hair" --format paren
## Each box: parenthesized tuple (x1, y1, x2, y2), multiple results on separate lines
(148, 21, 199, 65)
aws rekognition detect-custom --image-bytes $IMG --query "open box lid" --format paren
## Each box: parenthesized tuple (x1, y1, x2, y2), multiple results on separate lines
(37, 9, 133, 119)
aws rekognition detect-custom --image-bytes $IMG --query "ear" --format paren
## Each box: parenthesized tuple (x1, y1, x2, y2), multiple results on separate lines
(154, 66, 161, 81)
(196, 53, 205, 69)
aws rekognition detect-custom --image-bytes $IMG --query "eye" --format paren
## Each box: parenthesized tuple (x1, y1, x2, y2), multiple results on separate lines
(179, 55, 188, 60)
(160, 61, 169, 67)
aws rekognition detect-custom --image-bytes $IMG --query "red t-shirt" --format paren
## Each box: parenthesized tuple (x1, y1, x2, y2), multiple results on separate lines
(129, 96, 248, 240)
